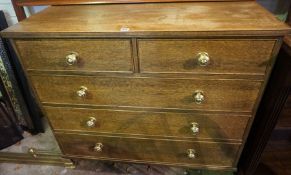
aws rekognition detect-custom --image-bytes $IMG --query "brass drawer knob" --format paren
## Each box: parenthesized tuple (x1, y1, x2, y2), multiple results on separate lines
(191, 122, 199, 134)
(193, 90, 204, 104)
(66, 52, 78, 65)
(77, 86, 88, 97)
(86, 117, 96, 127)
(197, 52, 210, 66)
(94, 143, 103, 152)
(28, 148, 37, 158)
(187, 149, 197, 159)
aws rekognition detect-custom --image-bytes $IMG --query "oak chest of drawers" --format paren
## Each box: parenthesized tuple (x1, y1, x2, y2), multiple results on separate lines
(1, 1, 290, 172)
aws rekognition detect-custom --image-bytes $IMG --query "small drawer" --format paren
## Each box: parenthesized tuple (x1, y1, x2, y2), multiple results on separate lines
(30, 75, 262, 112)
(14, 39, 133, 72)
(45, 106, 249, 141)
(138, 39, 275, 74)
(56, 133, 240, 168)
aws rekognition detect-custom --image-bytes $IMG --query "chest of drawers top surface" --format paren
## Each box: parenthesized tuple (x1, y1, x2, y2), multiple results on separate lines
(1, 1, 290, 38)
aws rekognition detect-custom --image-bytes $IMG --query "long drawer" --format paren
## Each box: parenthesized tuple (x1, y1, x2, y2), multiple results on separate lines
(44, 106, 249, 141)
(30, 75, 262, 112)
(14, 39, 133, 72)
(138, 39, 275, 74)
(56, 133, 240, 168)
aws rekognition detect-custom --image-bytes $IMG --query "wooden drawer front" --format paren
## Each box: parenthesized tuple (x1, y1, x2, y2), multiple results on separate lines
(56, 133, 240, 168)
(31, 75, 261, 112)
(15, 39, 133, 72)
(45, 106, 249, 141)
(138, 39, 275, 74)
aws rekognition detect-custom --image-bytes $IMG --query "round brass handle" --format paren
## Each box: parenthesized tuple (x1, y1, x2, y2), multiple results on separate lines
(193, 90, 204, 104)
(66, 52, 78, 65)
(76, 86, 88, 97)
(197, 52, 210, 66)
(191, 122, 199, 135)
(94, 143, 103, 152)
(28, 148, 37, 158)
(86, 117, 96, 127)
(187, 149, 197, 159)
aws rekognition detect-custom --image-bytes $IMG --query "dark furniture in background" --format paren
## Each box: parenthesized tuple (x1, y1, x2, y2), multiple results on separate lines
(0, 80, 23, 149)
(258, 36, 291, 173)
(238, 36, 291, 175)
(0, 85, 23, 149)
(0, 42, 23, 149)
(0, 10, 43, 134)
(254, 35, 291, 175)
(238, 6, 291, 173)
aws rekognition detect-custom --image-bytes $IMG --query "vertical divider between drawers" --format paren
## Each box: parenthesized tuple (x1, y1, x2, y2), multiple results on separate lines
(131, 38, 140, 73)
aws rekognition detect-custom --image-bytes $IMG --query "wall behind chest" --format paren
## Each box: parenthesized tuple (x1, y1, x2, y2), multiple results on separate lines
(0, 0, 17, 26)
(0, 0, 47, 26)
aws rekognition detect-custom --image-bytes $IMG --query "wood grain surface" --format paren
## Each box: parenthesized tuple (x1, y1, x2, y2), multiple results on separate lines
(29, 75, 262, 112)
(1, 2, 290, 38)
(2, 1, 287, 171)
(15, 39, 133, 72)
(139, 39, 275, 75)
(56, 133, 241, 169)
(16, 0, 254, 6)
(44, 106, 249, 141)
